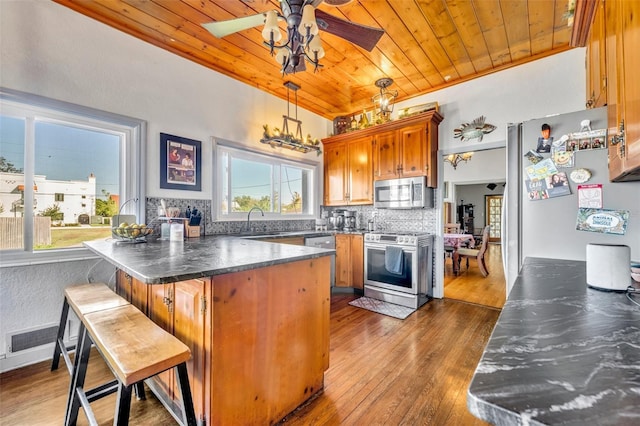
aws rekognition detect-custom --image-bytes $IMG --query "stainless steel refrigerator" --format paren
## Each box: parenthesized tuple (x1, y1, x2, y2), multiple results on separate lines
(504, 106, 640, 292)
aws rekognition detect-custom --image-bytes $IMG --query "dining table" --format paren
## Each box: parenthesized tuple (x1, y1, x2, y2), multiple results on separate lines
(444, 233, 475, 274)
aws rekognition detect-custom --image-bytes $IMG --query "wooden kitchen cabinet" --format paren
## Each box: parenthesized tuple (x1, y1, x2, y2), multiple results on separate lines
(322, 111, 442, 196)
(147, 278, 209, 425)
(605, 0, 640, 181)
(373, 121, 435, 182)
(114, 257, 329, 425)
(583, 0, 640, 181)
(322, 135, 373, 206)
(115, 270, 148, 313)
(585, 0, 606, 109)
(335, 233, 364, 289)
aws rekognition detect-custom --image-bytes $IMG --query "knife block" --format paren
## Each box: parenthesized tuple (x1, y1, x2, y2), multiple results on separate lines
(185, 224, 200, 238)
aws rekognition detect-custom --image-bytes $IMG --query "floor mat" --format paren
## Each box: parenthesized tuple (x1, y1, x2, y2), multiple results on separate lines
(348, 297, 416, 320)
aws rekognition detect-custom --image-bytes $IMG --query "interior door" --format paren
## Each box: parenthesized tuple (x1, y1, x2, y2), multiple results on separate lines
(485, 195, 503, 243)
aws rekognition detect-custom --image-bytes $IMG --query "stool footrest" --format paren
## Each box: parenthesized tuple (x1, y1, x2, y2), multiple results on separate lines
(85, 379, 119, 403)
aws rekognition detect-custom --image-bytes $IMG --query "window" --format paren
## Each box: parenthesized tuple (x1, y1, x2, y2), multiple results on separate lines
(215, 142, 318, 219)
(0, 88, 145, 266)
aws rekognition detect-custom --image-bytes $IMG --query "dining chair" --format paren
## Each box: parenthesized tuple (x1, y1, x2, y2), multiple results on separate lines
(444, 223, 461, 233)
(443, 223, 460, 268)
(455, 225, 490, 277)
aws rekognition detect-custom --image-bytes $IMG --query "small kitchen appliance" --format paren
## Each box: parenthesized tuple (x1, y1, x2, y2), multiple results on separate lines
(330, 210, 344, 230)
(586, 243, 631, 291)
(364, 231, 433, 309)
(343, 210, 357, 231)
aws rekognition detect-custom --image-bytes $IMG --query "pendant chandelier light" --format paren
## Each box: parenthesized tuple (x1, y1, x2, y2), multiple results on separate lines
(262, 4, 325, 74)
(261, 81, 321, 155)
(372, 77, 398, 121)
(444, 152, 474, 169)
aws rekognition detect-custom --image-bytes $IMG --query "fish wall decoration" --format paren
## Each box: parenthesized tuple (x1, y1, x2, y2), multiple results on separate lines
(453, 116, 496, 142)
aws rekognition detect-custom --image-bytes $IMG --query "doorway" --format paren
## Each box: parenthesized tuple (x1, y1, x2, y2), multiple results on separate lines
(441, 148, 507, 309)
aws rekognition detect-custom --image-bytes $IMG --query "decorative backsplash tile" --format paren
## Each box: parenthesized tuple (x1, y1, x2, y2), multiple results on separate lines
(145, 197, 314, 237)
(320, 204, 437, 234)
(146, 197, 438, 238)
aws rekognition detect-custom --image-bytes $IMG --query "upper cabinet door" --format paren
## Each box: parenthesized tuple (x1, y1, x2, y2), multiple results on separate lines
(347, 135, 373, 205)
(586, 0, 606, 109)
(372, 130, 397, 180)
(607, 0, 640, 181)
(398, 123, 427, 178)
(323, 141, 349, 206)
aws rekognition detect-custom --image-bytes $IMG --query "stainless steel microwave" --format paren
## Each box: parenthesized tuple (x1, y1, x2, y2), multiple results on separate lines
(374, 177, 434, 209)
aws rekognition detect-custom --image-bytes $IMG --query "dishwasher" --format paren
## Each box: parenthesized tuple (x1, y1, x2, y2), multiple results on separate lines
(305, 235, 336, 287)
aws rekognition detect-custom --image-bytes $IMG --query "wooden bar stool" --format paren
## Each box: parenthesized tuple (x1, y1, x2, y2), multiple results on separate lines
(51, 283, 130, 374)
(65, 304, 196, 426)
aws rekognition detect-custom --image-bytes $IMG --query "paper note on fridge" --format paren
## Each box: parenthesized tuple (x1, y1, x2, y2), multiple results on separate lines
(576, 208, 629, 235)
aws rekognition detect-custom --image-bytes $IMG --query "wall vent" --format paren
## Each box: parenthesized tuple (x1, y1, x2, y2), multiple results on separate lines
(8, 325, 59, 353)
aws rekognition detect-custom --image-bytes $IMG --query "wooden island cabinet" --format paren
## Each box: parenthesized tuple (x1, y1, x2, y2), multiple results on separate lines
(98, 237, 333, 426)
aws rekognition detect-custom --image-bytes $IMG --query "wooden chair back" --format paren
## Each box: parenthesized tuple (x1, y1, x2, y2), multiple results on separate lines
(444, 223, 461, 233)
(477, 225, 490, 257)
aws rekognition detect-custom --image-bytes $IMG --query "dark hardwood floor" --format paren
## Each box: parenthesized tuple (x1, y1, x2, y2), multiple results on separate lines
(444, 243, 506, 309)
(0, 294, 499, 425)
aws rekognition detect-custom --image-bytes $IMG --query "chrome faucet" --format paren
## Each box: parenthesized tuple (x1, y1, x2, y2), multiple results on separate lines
(246, 206, 264, 232)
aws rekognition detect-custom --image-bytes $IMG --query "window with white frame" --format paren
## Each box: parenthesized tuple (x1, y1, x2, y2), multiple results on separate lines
(215, 143, 317, 219)
(0, 88, 144, 265)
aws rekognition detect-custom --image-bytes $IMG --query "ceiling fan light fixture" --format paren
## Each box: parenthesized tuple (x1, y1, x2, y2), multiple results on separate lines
(262, 10, 282, 43)
(309, 33, 325, 59)
(299, 5, 319, 37)
(275, 49, 289, 65)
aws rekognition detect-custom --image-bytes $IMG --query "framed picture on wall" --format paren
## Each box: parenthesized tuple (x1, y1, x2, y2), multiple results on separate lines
(160, 133, 202, 191)
(443, 181, 451, 201)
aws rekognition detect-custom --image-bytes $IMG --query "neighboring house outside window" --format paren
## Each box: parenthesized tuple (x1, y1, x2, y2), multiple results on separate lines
(0, 88, 145, 265)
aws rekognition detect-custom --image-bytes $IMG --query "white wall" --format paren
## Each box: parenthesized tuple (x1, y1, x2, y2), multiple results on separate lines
(393, 49, 587, 153)
(0, 0, 589, 371)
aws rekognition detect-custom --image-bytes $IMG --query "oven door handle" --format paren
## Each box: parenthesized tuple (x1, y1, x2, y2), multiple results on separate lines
(365, 243, 416, 253)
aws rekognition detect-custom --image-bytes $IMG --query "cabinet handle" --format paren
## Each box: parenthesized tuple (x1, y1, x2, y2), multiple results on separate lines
(610, 120, 625, 157)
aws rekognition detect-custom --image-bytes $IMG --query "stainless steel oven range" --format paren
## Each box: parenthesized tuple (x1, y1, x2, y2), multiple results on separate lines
(364, 232, 433, 309)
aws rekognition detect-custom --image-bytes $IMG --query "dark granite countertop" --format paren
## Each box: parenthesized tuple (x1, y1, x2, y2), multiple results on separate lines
(84, 236, 334, 284)
(467, 257, 640, 425)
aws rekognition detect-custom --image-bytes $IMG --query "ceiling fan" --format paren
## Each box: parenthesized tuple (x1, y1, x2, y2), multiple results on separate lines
(202, 0, 384, 74)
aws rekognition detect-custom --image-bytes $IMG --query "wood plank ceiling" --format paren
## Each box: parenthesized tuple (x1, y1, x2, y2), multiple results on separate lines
(53, 0, 575, 121)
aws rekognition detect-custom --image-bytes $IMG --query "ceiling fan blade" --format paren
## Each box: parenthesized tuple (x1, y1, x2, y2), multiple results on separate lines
(202, 13, 267, 38)
(315, 9, 384, 52)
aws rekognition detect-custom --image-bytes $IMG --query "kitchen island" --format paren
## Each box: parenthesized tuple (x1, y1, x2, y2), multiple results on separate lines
(84, 236, 333, 426)
(468, 257, 640, 425)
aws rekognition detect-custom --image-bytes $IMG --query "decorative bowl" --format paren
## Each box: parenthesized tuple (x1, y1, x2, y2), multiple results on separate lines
(112, 225, 153, 242)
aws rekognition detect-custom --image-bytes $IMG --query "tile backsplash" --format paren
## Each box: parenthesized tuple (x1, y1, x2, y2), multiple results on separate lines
(145, 197, 314, 237)
(145, 197, 438, 237)
(321, 204, 437, 234)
